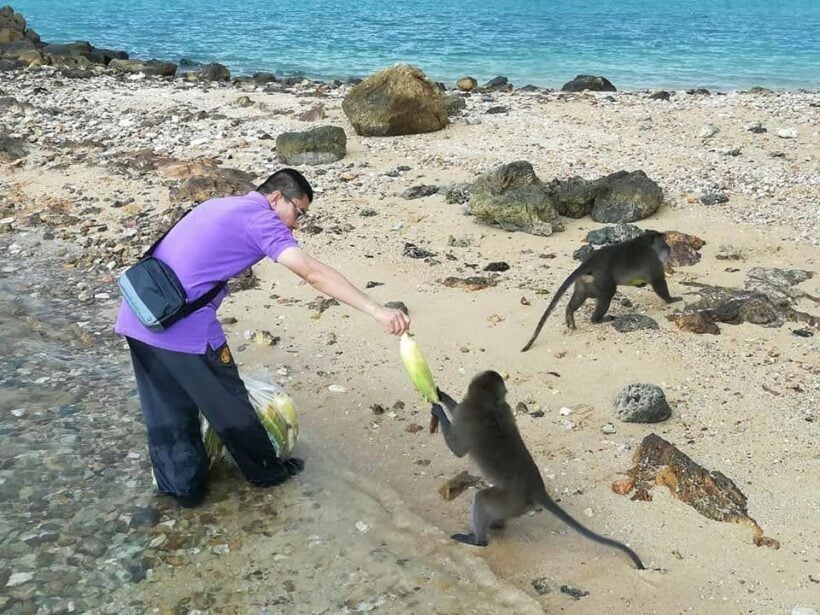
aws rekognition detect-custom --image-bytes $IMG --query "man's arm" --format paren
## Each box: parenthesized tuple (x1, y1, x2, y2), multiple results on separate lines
(277, 247, 410, 335)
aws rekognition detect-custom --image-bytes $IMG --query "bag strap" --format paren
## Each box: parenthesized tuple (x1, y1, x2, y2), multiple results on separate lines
(142, 206, 227, 313)
(143, 208, 192, 258)
(180, 280, 227, 316)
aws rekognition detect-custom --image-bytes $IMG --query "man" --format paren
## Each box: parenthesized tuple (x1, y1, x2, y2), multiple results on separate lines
(115, 168, 410, 507)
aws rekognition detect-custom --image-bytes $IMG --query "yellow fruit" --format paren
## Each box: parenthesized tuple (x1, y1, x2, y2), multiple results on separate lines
(399, 333, 439, 403)
(201, 416, 225, 467)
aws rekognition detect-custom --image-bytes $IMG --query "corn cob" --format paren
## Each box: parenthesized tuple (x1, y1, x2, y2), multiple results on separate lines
(201, 416, 224, 467)
(399, 333, 441, 433)
(200, 378, 300, 463)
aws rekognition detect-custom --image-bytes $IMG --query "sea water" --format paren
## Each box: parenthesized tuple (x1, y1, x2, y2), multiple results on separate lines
(10, 0, 820, 90)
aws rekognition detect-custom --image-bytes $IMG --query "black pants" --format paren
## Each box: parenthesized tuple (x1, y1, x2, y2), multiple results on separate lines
(126, 337, 290, 505)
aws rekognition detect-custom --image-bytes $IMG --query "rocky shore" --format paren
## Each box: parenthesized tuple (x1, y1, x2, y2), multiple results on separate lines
(1, 4, 819, 614)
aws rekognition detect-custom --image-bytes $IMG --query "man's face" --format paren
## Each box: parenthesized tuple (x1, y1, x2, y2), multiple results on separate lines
(273, 192, 311, 230)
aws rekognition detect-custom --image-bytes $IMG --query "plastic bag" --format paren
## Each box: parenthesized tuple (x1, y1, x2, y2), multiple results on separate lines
(200, 375, 299, 466)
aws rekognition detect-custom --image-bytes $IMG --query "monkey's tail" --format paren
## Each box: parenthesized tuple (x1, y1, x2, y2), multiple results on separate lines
(520, 265, 585, 352)
(535, 493, 645, 570)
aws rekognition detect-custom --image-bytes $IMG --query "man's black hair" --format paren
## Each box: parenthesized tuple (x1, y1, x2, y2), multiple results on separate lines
(256, 168, 314, 203)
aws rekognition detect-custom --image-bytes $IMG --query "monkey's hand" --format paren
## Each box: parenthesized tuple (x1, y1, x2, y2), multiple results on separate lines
(430, 403, 447, 421)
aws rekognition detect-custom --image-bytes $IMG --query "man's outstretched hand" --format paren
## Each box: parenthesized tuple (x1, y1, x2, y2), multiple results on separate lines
(374, 306, 411, 335)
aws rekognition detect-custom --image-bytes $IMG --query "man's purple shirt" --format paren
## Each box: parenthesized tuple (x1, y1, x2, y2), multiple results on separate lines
(115, 191, 298, 353)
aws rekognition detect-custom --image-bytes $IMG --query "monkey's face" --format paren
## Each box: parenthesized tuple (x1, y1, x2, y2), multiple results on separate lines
(650, 232, 672, 262)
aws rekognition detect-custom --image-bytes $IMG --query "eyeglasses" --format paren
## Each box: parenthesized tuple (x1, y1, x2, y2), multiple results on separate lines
(285, 197, 309, 221)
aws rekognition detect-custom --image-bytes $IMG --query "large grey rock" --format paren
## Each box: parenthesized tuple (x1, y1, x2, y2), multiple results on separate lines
(188, 62, 230, 81)
(547, 175, 607, 218)
(745, 267, 814, 306)
(465, 161, 563, 236)
(0, 39, 35, 59)
(561, 74, 617, 92)
(168, 165, 256, 203)
(590, 170, 663, 223)
(276, 125, 347, 165)
(586, 223, 644, 246)
(483, 76, 512, 92)
(443, 93, 467, 116)
(109, 58, 177, 77)
(0, 134, 28, 162)
(342, 64, 447, 136)
(614, 384, 671, 423)
(456, 76, 477, 92)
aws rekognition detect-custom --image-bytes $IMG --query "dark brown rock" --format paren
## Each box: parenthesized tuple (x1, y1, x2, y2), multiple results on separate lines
(615, 433, 780, 549)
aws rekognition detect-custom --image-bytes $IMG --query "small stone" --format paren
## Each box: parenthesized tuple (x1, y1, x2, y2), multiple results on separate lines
(211, 543, 230, 555)
(560, 585, 590, 600)
(531, 577, 554, 595)
(668, 312, 721, 335)
(130, 506, 161, 528)
(601, 423, 616, 434)
(716, 245, 743, 260)
(777, 127, 798, 139)
(400, 185, 439, 200)
(559, 407, 573, 416)
(328, 385, 346, 393)
(77, 536, 107, 557)
(700, 191, 729, 206)
(614, 384, 671, 423)
(611, 314, 659, 332)
(385, 301, 409, 315)
(745, 121, 767, 134)
(355, 521, 369, 533)
(698, 124, 719, 138)
(404, 423, 424, 434)
(483, 261, 510, 272)
(583, 507, 594, 518)
(7, 572, 34, 587)
(439, 471, 481, 500)
(253, 330, 280, 346)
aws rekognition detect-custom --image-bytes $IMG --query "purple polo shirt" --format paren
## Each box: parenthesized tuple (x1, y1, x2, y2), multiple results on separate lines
(114, 191, 298, 353)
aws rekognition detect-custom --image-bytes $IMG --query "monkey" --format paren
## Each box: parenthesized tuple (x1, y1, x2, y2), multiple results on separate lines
(521, 230, 681, 351)
(431, 371, 645, 569)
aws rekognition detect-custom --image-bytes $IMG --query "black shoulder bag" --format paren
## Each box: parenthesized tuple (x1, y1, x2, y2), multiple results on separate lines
(117, 209, 227, 332)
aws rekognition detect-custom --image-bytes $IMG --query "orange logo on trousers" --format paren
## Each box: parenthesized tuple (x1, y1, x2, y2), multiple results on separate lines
(219, 346, 232, 364)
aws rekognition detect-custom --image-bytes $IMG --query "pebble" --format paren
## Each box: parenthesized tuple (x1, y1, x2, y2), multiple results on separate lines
(777, 127, 798, 138)
(328, 384, 347, 393)
(7, 572, 34, 587)
(601, 423, 617, 434)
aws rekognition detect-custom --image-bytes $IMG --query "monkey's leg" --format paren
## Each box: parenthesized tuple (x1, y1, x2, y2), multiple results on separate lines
(590, 286, 616, 323)
(453, 487, 522, 546)
(650, 277, 682, 303)
(564, 284, 589, 329)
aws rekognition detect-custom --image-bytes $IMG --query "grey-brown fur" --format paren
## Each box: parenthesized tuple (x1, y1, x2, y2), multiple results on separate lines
(521, 230, 681, 351)
(432, 371, 645, 569)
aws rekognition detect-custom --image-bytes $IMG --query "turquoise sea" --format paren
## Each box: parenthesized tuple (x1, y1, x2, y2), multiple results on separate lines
(9, 0, 820, 90)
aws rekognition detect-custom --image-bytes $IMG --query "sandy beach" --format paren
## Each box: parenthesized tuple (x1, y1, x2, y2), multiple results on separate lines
(1, 63, 818, 614)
